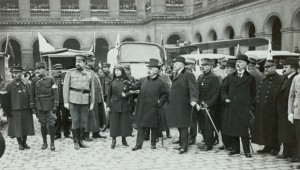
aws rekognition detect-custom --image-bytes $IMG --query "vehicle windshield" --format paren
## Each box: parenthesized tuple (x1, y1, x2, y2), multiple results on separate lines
(119, 43, 163, 63)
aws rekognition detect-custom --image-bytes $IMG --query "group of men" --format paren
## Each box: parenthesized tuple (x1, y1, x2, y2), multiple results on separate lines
(0, 51, 300, 168)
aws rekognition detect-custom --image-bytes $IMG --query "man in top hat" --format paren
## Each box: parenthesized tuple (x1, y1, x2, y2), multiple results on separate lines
(221, 54, 256, 158)
(196, 58, 221, 151)
(30, 62, 58, 151)
(53, 63, 71, 139)
(63, 54, 95, 150)
(166, 56, 199, 154)
(84, 55, 106, 140)
(277, 57, 298, 161)
(100, 63, 113, 102)
(131, 58, 169, 151)
(252, 59, 284, 155)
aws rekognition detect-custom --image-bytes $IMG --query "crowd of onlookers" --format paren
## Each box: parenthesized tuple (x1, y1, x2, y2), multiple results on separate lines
(0, 2, 18, 9)
(166, 0, 183, 5)
(30, 3, 49, 9)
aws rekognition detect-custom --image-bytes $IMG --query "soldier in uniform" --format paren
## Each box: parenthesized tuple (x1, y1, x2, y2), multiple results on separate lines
(252, 59, 284, 155)
(131, 59, 169, 151)
(4, 66, 35, 150)
(197, 58, 220, 151)
(63, 54, 95, 150)
(30, 62, 58, 151)
(99, 63, 113, 102)
(53, 63, 71, 139)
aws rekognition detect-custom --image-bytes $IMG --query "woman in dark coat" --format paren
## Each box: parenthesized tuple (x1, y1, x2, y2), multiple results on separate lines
(5, 66, 35, 150)
(107, 65, 132, 149)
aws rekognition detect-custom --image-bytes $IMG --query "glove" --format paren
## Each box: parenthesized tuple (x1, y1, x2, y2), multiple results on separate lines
(64, 103, 69, 109)
(225, 99, 230, 103)
(288, 114, 294, 124)
(201, 102, 208, 109)
(191, 101, 197, 107)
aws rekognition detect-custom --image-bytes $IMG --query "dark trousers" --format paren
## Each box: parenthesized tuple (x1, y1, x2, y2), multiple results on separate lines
(136, 127, 157, 147)
(97, 103, 106, 127)
(295, 119, 300, 160)
(222, 134, 232, 148)
(200, 110, 214, 147)
(55, 103, 70, 136)
(232, 136, 250, 153)
(179, 127, 189, 151)
(69, 103, 89, 129)
(190, 110, 198, 141)
(282, 142, 296, 158)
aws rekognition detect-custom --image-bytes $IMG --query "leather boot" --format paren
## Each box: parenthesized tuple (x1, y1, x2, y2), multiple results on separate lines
(79, 128, 89, 148)
(122, 137, 129, 146)
(111, 137, 116, 149)
(22, 136, 30, 149)
(17, 137, 24, 150)
(41, 126, 48, 150)
(49, 125, 56, 151)
(72, 129, 80, 150)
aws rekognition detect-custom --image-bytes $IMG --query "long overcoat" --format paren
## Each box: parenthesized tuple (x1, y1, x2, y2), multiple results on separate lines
(277, 73, 297, 144)
(221, 71, 256, 137)
(166, 68, 198, 128)
(134, 76, 169, 128)
(252, 72, 284, 145)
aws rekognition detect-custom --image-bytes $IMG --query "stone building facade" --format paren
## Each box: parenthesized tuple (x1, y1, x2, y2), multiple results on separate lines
(0, 0, 299, 68)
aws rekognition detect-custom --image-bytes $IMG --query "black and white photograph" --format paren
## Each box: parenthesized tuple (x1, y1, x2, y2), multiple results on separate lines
(0, 0, 300, 169)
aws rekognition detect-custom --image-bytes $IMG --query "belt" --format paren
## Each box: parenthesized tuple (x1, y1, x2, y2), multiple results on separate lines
(70, 87, 90, 94)
(37, 94, 52, 98)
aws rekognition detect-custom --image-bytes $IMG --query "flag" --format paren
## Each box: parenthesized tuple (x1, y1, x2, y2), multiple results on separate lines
(38, 32, 55, 53)
(197, 47, 200, 54)
(235, 44, 241, 56)
(267, 39, 272, 60)
(4, 34, 15, 65)
(161, 35, 167, 62)
(115, 33, 120, 49)
(89, 32, 96, 53)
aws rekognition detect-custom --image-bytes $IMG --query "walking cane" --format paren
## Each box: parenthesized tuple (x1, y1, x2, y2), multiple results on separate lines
(204, 108, 219, 137)
(158, 113, 164, 147)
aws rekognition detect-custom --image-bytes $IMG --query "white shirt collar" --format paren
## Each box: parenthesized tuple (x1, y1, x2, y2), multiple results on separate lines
(288, 72, 296, 79)
(178, 68, 184, 74)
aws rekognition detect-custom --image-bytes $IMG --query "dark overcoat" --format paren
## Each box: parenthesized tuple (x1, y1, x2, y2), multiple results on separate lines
(221, 71, 256, 137)
(6, 79, 35, 137)
(252, 72, 284, 145)
(277, 73, 297, 144)
(166, 68, 198, 128)
(134, 76, 169, 128)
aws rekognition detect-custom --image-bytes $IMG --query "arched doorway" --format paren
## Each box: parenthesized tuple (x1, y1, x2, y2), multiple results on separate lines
(207, 30, 217, 53)
(224, 26, 235, 55)
(63, 38, 81, 50)
(167, 34, 181, 44)
(265, 15, 282, 50)
(292, 10, 300, 52)
(1, 39, 21, 67)
(95, 38, 109, 64)
(122, 37, 135, 42)
(242, 21, 256, 50)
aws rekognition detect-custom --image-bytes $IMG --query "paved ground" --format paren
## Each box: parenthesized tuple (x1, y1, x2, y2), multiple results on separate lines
(0, 115, 299, 170)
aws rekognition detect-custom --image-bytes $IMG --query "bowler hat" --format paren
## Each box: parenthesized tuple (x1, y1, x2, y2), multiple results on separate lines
(12, 66, 23, 72)
(53, 63, 63, 70)
(236, 54, 249, 64)
(75, 54, 87, 61)
(36, 62, 46, 69)
(173, 56, 186, 65)
(147, 58, 161, 68)
(282, 57, 299, 66)
(225, 60, 236, 68)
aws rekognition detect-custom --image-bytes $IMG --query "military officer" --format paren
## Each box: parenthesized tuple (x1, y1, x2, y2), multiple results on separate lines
(63, 54, 95, 150)
(99, 63, 113, 102)
(30, 62, 58, 151)
(253, 59, 284, 155)
(53, 63, 71, 139)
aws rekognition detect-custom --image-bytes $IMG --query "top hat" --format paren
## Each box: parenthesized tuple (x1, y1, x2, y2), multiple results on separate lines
(282, 57, 299, 66)
(236, 54, 249, 64)
(173, 56, 186, 65)
(36, 62, 46, 69)
(147, 58, 161, 68)
(225, 60, 236, 68)
(53, 63, 63, 70)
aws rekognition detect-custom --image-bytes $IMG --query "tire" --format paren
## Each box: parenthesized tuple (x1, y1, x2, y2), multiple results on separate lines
(0, 132, 5, 158)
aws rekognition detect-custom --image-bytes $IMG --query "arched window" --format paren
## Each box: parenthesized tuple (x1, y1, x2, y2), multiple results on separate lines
(63, 38, 80, 50)
(119, 0, 136, 10)
(1, 39, 21, 67)
(91, 0, 108, 9)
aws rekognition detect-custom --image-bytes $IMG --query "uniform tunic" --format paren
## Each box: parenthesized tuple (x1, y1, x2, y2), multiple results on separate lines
(107, 77, 132, 137)
(6, 79, 35, 137)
